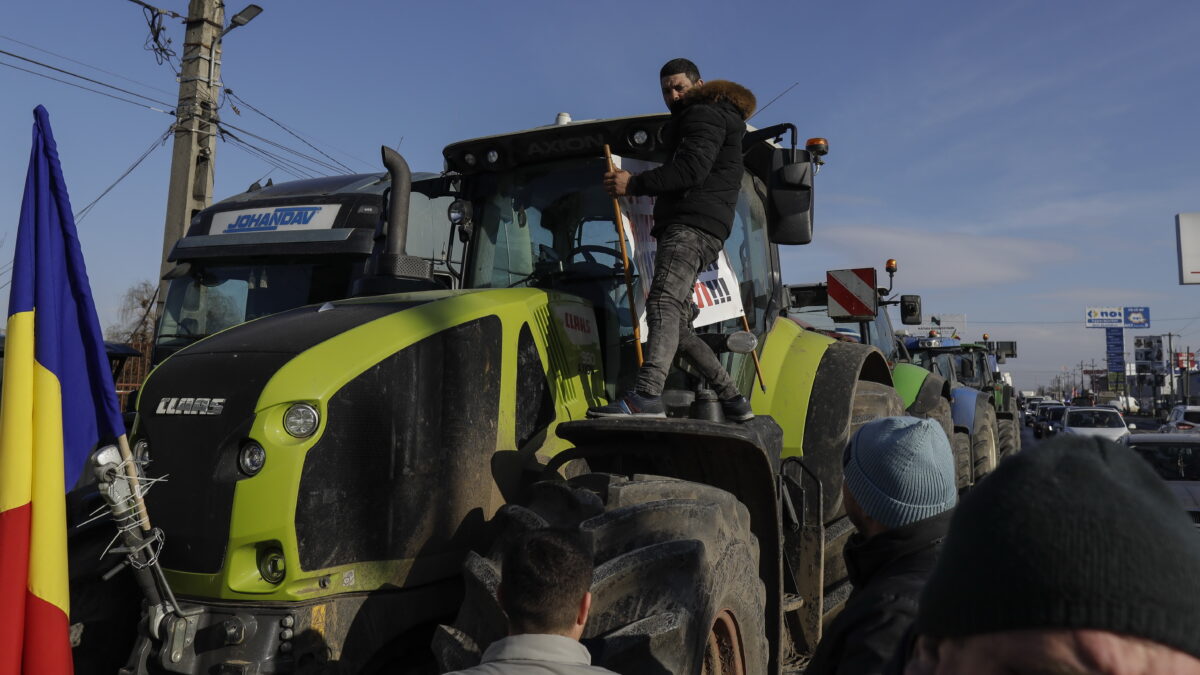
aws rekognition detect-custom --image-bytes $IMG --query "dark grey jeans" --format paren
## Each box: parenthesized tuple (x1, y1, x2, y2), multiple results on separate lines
(635, 224, 739, 399)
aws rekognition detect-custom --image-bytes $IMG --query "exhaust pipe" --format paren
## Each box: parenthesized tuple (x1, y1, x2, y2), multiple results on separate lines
(378, 145, 431, 280)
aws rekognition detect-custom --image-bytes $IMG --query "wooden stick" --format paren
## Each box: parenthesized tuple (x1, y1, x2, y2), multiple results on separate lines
(741, 313, 768, 393)
(116, 433, 152, 532)
(603, 144, 644, 366)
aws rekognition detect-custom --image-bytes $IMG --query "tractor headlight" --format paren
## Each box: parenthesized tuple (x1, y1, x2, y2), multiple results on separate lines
(486, 149, 500, 164)
(238, 442, 266, 476)
(629, 128, 649, 147)
(283, 403, 319, 438)
(258, 547, 286, 584)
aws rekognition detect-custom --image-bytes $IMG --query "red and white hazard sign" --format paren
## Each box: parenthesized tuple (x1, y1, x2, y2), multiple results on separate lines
(827, 268, 879, 321)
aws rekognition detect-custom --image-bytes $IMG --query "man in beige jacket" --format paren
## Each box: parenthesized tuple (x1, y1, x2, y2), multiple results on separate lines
(445, 530, 617, 675)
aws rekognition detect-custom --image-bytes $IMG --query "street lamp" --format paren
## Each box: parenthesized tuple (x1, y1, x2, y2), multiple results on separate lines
(221, 4, 263, 37)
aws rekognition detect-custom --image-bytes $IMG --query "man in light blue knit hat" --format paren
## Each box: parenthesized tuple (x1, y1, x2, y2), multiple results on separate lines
(806, 416, 957, 675)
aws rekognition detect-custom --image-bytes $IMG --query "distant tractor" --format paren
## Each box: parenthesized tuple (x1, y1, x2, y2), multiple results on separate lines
(906, 336, 1021, 480)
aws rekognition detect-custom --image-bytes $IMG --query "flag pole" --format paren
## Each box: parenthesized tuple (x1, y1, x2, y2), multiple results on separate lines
(604, 144, 644, 366)
(117, 434, 152, 531)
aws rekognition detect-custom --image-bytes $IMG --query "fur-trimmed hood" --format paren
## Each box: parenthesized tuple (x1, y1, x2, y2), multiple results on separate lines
(683, 80, 757, 120)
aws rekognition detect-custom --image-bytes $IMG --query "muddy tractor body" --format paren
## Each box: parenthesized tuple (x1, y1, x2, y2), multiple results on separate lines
(106, 114, 906, 674)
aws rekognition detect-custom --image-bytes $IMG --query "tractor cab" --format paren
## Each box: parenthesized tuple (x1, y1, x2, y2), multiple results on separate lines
(441, 114, 815, 400)
(154, 172, 459, 364)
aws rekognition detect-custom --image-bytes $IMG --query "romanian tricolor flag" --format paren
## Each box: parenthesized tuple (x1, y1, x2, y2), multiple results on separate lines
(0, 106, 125, 674)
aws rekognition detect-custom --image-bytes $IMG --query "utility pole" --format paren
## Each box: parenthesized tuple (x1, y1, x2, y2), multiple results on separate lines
(1166, 333, 1181, 405)
(156, 0, 224, 317)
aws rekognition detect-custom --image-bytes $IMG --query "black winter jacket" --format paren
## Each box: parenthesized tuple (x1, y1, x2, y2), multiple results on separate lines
(804, 510, 952, 675)
(627, 80, 756, 241)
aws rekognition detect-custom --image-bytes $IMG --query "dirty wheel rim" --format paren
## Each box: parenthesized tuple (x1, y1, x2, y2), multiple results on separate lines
(702, 610, 745, 675)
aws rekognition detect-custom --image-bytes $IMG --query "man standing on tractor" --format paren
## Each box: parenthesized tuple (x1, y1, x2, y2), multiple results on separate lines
(588, 58, 757, 420)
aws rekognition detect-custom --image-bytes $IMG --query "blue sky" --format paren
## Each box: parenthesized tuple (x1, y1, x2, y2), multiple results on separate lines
(2, 0, 1199, 390)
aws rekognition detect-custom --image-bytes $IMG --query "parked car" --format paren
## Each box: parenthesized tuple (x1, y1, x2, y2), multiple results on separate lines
(1127, 434, 1200, 528)
(1159, 405, 1200, 433)
(1034, 404, 1067, 439)
(1027, 400, 1061, 427)
(1058, 407, 1130, 443)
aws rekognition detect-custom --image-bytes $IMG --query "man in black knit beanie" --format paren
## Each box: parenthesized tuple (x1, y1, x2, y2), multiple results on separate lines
(892, 435, 1200, 674)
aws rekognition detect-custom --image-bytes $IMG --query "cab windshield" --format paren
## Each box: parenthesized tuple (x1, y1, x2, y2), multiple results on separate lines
(463, 156, 773, 395)
(466, 157, 626, 291)
(157, 262, 353, 347)
(1065, 410, 1125, 428)
(953, 352, 988, 388)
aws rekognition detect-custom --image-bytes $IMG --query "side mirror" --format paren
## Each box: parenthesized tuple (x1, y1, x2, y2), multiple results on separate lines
(996, 341, 1018, 359)
(900, 295, 922, 325)
(162, 262, 192, 281)
(767, 148, 814, 245)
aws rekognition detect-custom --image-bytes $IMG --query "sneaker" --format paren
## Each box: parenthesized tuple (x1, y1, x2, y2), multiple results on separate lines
(722, 395, 754, 422)
(587, 391, 666, 418)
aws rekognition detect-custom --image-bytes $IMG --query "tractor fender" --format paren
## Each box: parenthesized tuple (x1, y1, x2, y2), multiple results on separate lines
(890, 363, 928, 410)
(798, 340, 893, 517)
(949, 386, 992, 433)
(752, 318, 893, 461)
(893, 364, 949, 415)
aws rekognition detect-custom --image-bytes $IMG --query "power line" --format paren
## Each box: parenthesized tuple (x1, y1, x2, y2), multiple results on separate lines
(229, 141, 313, 180)
(220, 133, 316, 180)
(0, 58, 174, 115)
(75, 126, 174, 223)
(225, 142, 309, 181)
(0, 33, 176, 97)
(217, 120, 343, 175)
(0, 48, 175, 108)
(219, 127, 324, 179)
(224, 88, 359, 173)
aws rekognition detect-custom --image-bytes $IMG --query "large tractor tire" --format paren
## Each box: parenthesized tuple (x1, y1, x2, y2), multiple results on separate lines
(952, 430, 973, 491)
(971, 404, 1000, 481)
(997, 415, 1018, 460)
(434, 474, 767, 675)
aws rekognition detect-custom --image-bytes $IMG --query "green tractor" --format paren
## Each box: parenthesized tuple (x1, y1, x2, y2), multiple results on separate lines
(106, 113, 911, 674)
(784, 266, 972, 491)
(905, 336, 1021, 472)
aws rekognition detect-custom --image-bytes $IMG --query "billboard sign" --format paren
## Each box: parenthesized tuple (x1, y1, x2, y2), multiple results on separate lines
(1177, 213, 1200, 285)
(1124, 306, 1150, 329)
(1106, 327, 1124, 373)
(1085, 306, 1151, 329)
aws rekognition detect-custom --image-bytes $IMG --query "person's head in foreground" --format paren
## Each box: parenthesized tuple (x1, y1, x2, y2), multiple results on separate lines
(843, 415, 958, 537)
(499, 529, 593, 639)
(901, 435, 1200, 675)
